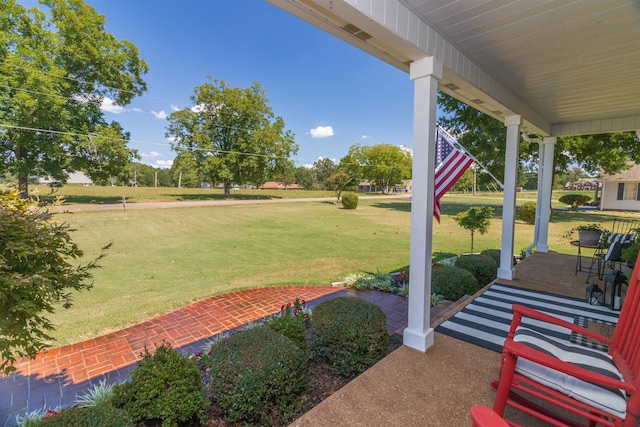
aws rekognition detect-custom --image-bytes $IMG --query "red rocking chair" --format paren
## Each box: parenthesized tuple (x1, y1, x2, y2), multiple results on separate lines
(492, 252, 640, 427)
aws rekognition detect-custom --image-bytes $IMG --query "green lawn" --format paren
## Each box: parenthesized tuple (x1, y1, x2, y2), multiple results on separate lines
(41, 188, 635, 345)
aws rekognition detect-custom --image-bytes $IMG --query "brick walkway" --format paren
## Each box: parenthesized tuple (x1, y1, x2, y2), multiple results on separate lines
(0, 286, 414, 427)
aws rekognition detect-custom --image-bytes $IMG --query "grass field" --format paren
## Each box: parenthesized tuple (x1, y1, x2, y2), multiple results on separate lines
(27, 185, 630, 345)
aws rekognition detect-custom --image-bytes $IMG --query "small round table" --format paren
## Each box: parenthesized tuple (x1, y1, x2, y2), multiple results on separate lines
(571, 240, 599, 276)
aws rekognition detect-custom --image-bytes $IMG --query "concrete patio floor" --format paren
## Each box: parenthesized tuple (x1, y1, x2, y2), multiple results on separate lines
(291, 251, 619, 426)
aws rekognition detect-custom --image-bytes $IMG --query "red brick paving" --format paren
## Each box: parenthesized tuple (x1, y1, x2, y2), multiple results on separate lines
(9, 286, 341, 383)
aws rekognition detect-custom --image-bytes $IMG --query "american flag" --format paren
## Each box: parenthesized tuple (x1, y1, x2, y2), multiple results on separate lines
(434, 129, 474, 222)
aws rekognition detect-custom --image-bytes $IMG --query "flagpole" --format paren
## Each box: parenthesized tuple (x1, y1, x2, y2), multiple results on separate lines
(436, 124, 504, 189)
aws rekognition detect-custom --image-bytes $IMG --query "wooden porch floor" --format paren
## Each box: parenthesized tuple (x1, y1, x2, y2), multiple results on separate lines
(291, 251, 620, 426)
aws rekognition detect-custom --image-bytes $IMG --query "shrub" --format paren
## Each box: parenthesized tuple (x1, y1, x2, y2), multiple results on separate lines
(112, 342, 208, 427)
(519, 201, 536, 224)
(341, 192, 359, 209)
(264, 298, 310, 350)
(39, 405, 135, 427)
(431, 265, 480, 301)
(312, 297, 389, 377)
(480, 249, 516, 267)
(75, 379, 114, 408)
(208, 327, 308, 426)
(455, 254, 498, 287)
(558, 193, 591, 206)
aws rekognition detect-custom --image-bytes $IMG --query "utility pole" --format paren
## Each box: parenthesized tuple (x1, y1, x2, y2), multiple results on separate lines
(178, 171, 182, 189)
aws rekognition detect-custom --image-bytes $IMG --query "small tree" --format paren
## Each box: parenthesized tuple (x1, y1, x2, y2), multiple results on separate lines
(0, 190, 109, 374)
(454, 206, 494, 253)
(326, 171, 353, 203)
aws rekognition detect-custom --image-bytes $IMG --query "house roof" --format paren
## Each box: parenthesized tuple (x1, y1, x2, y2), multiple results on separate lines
(268, 0, 640, 138)
(259, 181, 302, 189)
(601, 162, 640, 182)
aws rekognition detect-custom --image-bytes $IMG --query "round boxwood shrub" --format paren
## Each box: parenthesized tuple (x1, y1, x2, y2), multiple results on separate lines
(112, 342, 208, 427)
(341, 193, 359, 209)
(558, 193, 592, 207)
(455, 254, 498, 287)
(312, 297, 389, 377)
(208, 327, 308, 425)
(40, 405, 135, 427)
(431, 265, 480, 301)
(480, 249, 516, 267)
(519, 201, 536, 224)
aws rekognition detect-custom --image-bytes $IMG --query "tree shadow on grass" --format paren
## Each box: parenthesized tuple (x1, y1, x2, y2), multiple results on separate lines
(168, 193, 280, 201)
(39, 195, 125, 205)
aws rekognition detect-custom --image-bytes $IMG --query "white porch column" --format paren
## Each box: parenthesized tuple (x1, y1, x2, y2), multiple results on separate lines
(535, 137, 556, 252)
(498, 115, 522, 280)
(403, 56, 442, 352)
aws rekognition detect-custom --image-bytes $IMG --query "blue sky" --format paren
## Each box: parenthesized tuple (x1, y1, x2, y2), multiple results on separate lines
(23, 0, 425, 169)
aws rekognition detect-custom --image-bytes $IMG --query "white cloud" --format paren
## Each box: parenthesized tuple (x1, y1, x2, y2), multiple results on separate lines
(361, 134, 371, 140)
(100, 97, 127, 114)
(166, 136, 178, 144)
(191, 104, 205, 113)
(171, 104, 180, 112)
(310, 126, 334, 138)
(154, 159, 173, 169)
(150, 151, 161, 157)
(151, 110, 167, 119)
(302, 164, 313, 169)
(132, 107, 143, 113)
(140, 153, 149, 158)
(400, 144, 413, 156)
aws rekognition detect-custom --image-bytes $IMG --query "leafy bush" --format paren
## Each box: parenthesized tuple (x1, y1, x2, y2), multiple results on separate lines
(519, 201, 536, 224)
(480, 249, 516, 267)
(312, 297, 389, 377)
(341, 192, 359, 209)
(75, 379, 114, 408)
(112, 342, 208, 427)
(208, 327, 308, 426)
(39, 405, 134, 427)
(558, 193, 592, 206)
(455, 254, 498, 287)
(265, 298, 309, 350)
(431, 265, 480, 301)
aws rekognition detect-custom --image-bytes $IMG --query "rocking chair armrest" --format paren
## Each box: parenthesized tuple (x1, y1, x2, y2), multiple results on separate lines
(504, 339, 636, 394)
(511, 304, 612, 346)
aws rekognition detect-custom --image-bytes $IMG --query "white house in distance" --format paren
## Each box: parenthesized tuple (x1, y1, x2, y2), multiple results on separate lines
(600, 162, 640, 212)
(37, 171, 93, 185)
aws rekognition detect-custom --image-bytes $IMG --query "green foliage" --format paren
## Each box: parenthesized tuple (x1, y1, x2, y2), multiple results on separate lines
(558, 194, 592, 206)
(265, 299, 309, 350)
(454, 206, 494, 253)
(166, 78, 298, 196)
(480, 249, 515, 267)
(76, 379, 114, 408)
(621, 239, 640, 263)
(208, 328, 308, 426)
(326, 171, 353, 202)
(294, 166, 314, 190)
(341, 192, 359, 209)
(112, 342, 208, 427)
(430, 293, 444, 306)
(312, 297, 389, 377)
(338, 143, 412, 193)
(1, 0, 147, 197)
(519, 201, 537, 224)
(455, 254, 498, 287)
(431, 265, 480, 301)
(39, 405, 134, 427)
(312, 158, 337, 190)
(0, 190, 108, 374)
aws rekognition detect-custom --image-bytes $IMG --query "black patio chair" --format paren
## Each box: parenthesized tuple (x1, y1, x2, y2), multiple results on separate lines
(586, 218, 640, 282)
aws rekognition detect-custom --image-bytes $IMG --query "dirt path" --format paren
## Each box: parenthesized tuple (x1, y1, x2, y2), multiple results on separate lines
(52, 194, 411, 212)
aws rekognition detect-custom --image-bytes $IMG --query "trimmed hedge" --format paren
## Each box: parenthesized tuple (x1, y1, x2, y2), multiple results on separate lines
(480, 249, 516, 267)
(455, 254, 498, 287)
(431, 265, 480, 301)
(341, 193, 359, 209)
(40, 405, 135, 427)
(558, 194, 592, 206)
(208, 327, 308, 426)
(264, 306, 308, 350)
(112, 342, 208, 427)
(519, 201, 536, 224)
(312, 297, 389, 377)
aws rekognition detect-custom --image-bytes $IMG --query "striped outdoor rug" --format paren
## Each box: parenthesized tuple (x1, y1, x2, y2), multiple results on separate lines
(435, 283, 619, 353)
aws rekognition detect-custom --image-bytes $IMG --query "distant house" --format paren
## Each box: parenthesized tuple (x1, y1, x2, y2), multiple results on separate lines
(357, 181, 376, 192)
(259, 181, 302, 190)
(37, 171, 93, 186)
(564, 178, 598, 191)
(600, 162, 640, 212)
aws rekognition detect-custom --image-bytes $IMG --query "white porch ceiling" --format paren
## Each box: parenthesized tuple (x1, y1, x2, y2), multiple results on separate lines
(267, 0, 640, 137)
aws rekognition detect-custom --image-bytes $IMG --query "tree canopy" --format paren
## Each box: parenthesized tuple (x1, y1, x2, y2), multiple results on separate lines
(339, 143, 412, 193)
(1, 0, 148, 197)
(166, 78, 297, 196)
(438, 92, 640, 185)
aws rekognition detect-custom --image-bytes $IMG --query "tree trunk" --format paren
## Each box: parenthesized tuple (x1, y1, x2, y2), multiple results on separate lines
(16, 144, 29, 198)
(470, 230, 475, 254)
(224, 182, 231, 197)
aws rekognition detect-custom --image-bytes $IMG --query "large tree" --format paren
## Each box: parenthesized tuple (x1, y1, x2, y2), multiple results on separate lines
(339, 143, 412, 193)
(438, 92, 640, 182)
(0, 0, 148, 197)
(312, 157, 337, 190)
(166, 79, 297, 197)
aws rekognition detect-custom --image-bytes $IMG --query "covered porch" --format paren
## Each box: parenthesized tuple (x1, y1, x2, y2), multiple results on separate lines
(293, 251, 624, 426)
